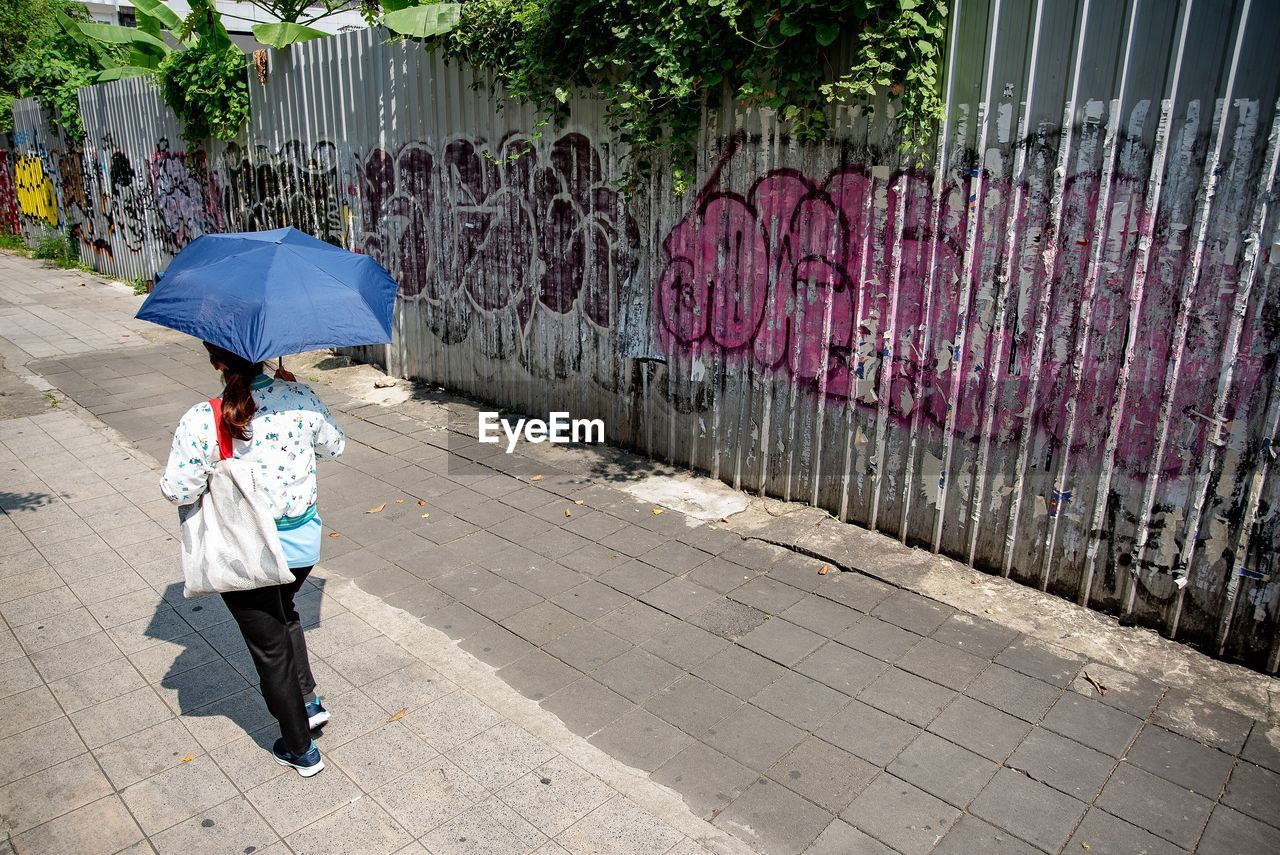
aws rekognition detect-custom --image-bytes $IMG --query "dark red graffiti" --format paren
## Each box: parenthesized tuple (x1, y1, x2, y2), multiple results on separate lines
(656, 140, 1268, 478)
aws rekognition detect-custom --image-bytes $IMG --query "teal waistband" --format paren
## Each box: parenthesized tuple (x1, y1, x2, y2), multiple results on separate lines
(276, 505, 317, 531)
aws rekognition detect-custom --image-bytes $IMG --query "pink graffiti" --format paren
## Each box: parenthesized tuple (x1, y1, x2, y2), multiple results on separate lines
(0, 151, 19, 234)
(656, 140, 1267, 478)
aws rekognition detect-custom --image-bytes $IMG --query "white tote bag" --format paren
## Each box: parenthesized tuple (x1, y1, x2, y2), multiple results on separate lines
(179, 398, 294, 598)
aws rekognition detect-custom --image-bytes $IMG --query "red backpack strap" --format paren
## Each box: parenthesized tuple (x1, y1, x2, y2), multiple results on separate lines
(209, 398, 233, 461)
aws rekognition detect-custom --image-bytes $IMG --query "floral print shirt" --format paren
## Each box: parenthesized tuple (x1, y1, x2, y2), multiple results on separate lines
(160, 375, 345, 517)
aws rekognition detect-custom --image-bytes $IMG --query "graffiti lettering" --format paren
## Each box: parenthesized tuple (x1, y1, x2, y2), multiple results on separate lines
(14, 155, 58, 227)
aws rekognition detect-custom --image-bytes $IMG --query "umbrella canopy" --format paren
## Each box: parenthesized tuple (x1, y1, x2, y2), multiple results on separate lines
(136, 227, 399, 364)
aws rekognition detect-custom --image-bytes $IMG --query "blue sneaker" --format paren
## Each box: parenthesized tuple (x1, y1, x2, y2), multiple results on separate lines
(306, 699, 330, 730)
(272, 738, 324, 777)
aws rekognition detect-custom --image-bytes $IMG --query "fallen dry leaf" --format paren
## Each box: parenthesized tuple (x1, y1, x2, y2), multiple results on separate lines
(531, 475, 544, 482)
(574, 500, 584, 505)
(985, 608, 995, 614)
(652, 507, 664, 515)
(367, 503, 386, 514)
(180, 753, 194, 763)
(1083, 671, 1109, 696)
(418, 499, 426, 506)
(818, 564, 830, 575)
(387, 708, 408, 722)
(564, 509, 573, 517)
(395, 499, 405, 504)
(421, 512, 430, 519)
(328, 532, 341, 539)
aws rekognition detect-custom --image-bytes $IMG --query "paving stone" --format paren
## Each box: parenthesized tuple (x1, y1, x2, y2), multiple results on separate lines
(11, 794, 143, 855)
(896, 637, 988, 691)
(995, 637, 1084, 688)
(815, 699, 920, 766)
(329, 722, 436, 791)
(964, 663, 1062, 723)
(1041, 692, 1143, 758)
(684, 598, 768, 641)
(462, 579, 545, 622)
(598, 525, 670, 557)
(1006, 726, 1115, 800)
(805, 819, 896, 855)
(600, 600, 678, 644)
(1241, 723, 1280, 774)
(287, 796, 412, 855)
(17, 605, 103, 653)
(542, 623, 632, 673)
(751, 670, 850, 731)
(638, 621, 729, 671)
(739, 618, 825, 667)
(768, 735, 876, 812)
(704, 703, 807, 770)
(447, 720, 558, 790)
(559, 542, 633, 577)
(888, 731, 999, 808)
(247, 764, 364, 837)
(638, 577, 722, 620)
(652, 742, 757, 820)
(588, 708, 693, 772)
(91, 718, 197, 790)
(1096, 762, 1214, 849)
(496, 650, 582, 701)
(596, 559, 673, 596)
(118, 754, 239, 836)
(1065, 807, 1188, 855)
(711, 778, 831, 855)
(500, 601, 586, 645)
(1222, 760, 1280, 826)
(155, 657, 252, 714)
(778, 595, 862, 636)
(371, 757, 490, 837)
(836, 616, 921, 663)
(0, 752, 113, 836)
(932, 814, 1042, 855)
(1127, 724, 1235, 797)
(857, 667, 956, 727)
(927, 696, 1032, 762)
(497, 756, 614, 836)
(554, 796, 684, 855)
(540, 678, 636, 738)
(552, 580, 634, 621)
(640, 540, 713, 574)
(870, 591, 954, 635)
(1070, 662, 1167, 719)
(692, 645, 787, 700)
(841, 772, 961, 855)
(971, 766, 1088, 852)
(1152, 687, 1253, 754)
(0, 684, 62, 741)
(728, 577, 807, 615)
(325, 635, 418, 687)
(719, 540, 788, 572)
(402, 691, 505, 753)
(457, 623, 537, 668)
(686, 557, 755, 593)
(795, 641, 885, 696)
(69, 685, 174, 748)
(643, 675, 743, 737)
(0, 717, 86, 786)
(929, 613, 1019, 659)
(590, 647, 682, 702)
(508, 562, 585, 598)
(1198, 804, 1280, 855)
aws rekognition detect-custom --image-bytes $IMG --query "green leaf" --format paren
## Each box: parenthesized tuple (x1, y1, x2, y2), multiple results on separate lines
(815, 22, 840, 46)
(132, 0, 185, 34)
(79, 23, 171, 51)
(252, 22, 329, 49)
(778, 16, 803, 37)
(383, 4, 462, 39)
(97, 65, 157, 82)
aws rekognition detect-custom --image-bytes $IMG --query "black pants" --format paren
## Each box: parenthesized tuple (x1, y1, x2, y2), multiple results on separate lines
(221, 566, 316, 755)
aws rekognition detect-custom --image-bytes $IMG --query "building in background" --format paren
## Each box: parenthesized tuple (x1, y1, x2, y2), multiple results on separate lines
(74, 1, 368, 52)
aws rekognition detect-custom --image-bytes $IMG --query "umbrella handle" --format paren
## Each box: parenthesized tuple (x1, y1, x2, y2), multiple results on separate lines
(274, 358, 297, 383)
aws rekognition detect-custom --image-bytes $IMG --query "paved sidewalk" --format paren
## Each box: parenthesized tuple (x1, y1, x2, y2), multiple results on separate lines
(3, 251, 1280, 855)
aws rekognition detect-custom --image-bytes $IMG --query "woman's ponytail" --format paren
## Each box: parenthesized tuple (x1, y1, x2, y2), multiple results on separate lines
(203, 343, 263, 442)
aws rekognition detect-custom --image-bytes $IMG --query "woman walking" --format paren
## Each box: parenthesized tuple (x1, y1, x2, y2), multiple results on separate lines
(161, 342, 345, 776)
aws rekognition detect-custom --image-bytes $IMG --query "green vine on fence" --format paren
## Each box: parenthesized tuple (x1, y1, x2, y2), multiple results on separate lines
(430, 0, 949, 193)
(157, 43, 250, 149)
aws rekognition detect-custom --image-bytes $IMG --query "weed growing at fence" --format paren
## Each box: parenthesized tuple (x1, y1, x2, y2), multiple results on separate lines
(32, 230, 88, 270)
(0, 231, 27, 252)
(131, 277, 151, 295)
(431, 0, 948, 193)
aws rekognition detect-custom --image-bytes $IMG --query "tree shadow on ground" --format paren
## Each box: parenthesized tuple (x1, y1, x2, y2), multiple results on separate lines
(0, 490, 58, 513)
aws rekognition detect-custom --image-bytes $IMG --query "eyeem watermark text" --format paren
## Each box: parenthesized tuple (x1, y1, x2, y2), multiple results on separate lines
(478, 411, 605, 453)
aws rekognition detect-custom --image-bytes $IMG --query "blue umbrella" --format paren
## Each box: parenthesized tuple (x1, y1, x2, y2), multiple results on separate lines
(136, 227, 399, 364)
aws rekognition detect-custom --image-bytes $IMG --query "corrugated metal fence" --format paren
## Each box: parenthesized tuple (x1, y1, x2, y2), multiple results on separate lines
(5, 0, 1280, 669)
